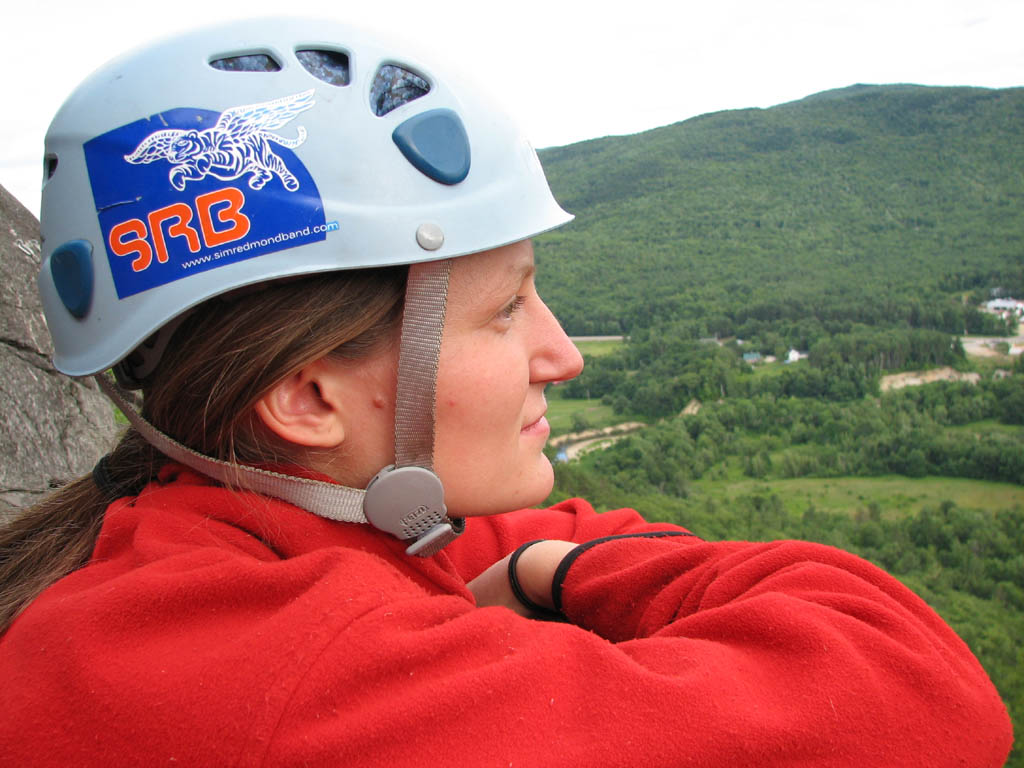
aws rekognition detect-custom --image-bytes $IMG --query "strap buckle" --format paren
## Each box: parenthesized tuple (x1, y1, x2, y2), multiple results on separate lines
(364, 465, 464, 557)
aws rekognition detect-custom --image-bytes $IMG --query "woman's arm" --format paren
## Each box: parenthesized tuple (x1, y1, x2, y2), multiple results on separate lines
(267, 506, 1012, 767)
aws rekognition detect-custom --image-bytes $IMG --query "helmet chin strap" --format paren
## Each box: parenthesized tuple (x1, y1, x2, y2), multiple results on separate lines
(364, 258, 465, 555)
(97, 259, 463, 557)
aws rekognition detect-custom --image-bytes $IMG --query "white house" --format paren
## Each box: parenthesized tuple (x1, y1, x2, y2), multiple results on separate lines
(985, 298, 1024, 319)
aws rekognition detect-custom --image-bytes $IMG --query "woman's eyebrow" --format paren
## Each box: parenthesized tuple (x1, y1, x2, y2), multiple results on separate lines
(507, 256, 536, 283)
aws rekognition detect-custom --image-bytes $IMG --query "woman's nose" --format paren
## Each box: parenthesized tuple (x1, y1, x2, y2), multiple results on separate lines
(530, 298, 584, 384)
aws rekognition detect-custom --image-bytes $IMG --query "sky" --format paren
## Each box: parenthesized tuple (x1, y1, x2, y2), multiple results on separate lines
(2, 0, 1022, 217)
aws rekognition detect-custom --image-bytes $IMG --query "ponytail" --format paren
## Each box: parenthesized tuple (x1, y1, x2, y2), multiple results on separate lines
(0, 430, 160, 630)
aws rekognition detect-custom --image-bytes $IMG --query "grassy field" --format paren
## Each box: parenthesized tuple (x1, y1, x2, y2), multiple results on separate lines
(572, 338, 624, 358)
(690, 465, 1024, 518)
(969, 356, 1019, 378)
(546, 395, 620, 435)
(743, 359, 800, 381)
(945, 419, 1024, 438)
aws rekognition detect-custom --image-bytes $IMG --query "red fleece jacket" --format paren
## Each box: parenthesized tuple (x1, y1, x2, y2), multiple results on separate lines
(0, 465, 1012, 766)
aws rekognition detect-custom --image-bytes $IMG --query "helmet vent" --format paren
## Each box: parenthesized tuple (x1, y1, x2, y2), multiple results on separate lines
(209, 53, 282, 72)
(370, 64, 430, 117)
(44, 154, 58, 181)
(296, 49, 350, 86)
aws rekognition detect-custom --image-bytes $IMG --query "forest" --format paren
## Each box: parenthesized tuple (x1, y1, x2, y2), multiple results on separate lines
(560, 326, 1004, 413)
(535, 84, 1023, 341)
(545, 377, 1024, 762)
(534, 84, 1024, 763)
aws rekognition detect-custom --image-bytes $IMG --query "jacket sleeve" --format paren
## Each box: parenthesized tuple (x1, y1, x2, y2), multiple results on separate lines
(444, 497, 689, 580)
(263, 506, 1013, 767)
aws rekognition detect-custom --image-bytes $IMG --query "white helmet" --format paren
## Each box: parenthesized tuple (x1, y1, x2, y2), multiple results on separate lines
(38, 18, 572, 555)
(39, 16, 570, 377)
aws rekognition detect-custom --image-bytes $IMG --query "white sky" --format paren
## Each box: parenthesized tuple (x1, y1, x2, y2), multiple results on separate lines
(2, 0, 1022, 217)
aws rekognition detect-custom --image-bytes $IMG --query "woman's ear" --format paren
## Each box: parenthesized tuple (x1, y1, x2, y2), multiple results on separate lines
(254, 359, 346, 448)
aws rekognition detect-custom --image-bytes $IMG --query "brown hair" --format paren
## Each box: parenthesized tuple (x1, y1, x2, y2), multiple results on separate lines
(0, 266, 407, 631)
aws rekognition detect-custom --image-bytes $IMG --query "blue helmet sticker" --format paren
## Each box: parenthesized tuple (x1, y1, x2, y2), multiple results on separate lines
(84, 89, 336, 299)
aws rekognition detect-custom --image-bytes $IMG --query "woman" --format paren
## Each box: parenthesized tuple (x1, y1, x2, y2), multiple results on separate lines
(0, 17, 1012, 767)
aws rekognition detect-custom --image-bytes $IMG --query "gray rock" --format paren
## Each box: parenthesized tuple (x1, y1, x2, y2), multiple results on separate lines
(0, 184, 120, 519)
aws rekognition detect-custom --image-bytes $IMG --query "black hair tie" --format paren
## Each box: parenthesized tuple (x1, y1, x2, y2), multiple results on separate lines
(507, 540, 566, 622)
(91, 454, 120, 498)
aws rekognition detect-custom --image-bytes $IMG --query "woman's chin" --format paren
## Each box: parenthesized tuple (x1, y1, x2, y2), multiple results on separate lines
(446, 461, 554, 518)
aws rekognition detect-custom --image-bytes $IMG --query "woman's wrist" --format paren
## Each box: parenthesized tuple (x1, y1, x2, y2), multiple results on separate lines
(507, 539, 578, 617)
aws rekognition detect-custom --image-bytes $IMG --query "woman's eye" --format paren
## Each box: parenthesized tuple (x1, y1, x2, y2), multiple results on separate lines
(498, 296, 526, 320)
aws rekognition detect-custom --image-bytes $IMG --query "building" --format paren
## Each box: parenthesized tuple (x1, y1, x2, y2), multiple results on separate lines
(985, 298, 1024, 320)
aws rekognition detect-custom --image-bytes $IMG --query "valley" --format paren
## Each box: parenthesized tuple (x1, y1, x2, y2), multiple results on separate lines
(532, 83, 1024, 763)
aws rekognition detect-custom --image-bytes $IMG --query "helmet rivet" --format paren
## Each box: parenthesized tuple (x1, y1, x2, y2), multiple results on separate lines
(416, 223, 444, 251)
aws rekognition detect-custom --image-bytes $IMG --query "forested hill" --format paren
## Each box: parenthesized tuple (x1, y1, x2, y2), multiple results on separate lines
(535, 85, 1024, 763)
(534, 84, 1024, 340)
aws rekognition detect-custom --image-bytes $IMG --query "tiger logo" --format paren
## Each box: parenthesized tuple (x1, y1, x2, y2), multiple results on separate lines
(124, 90, 315, 192)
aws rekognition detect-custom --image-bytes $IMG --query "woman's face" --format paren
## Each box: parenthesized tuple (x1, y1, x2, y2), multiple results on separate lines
(316, 239, 582, 516)
(432, 239, 584, 516)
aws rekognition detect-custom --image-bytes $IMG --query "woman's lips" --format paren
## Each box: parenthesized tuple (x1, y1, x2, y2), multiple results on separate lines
(521, 414, 550, 436)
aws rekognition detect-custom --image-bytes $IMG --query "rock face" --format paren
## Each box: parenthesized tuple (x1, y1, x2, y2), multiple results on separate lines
(0, 184, 119, 518)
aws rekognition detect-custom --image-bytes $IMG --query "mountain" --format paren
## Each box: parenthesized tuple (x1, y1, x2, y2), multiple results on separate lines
(534, 84, 1024, 339)
(534, 87, 1024, 761)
